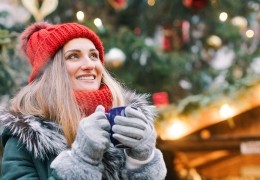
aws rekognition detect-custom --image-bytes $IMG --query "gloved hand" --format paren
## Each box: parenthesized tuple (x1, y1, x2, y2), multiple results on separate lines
(71, 105, 111, 165)
(112, 106, 156, 161)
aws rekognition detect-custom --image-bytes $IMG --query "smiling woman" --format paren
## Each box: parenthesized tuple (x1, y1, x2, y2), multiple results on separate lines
(0, 22, 167, 179)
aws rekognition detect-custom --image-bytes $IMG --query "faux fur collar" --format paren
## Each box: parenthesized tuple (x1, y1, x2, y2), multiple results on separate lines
(0, 90, 156, 160)
(0, 112, 67, 160)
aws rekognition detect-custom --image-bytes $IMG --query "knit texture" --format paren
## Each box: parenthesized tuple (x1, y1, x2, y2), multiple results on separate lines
(20, 22, 104, 82)
(74, 85, 112, 116)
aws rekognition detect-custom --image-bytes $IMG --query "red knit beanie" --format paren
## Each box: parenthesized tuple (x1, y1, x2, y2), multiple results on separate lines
(20, 22, 104, 82)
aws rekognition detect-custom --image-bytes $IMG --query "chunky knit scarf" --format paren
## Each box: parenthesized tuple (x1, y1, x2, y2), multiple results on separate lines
(74, 85, 113, 116)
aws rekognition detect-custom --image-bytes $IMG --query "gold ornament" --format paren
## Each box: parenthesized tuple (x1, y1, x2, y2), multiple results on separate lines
(231, 16, 248, 30)
(207, 35, 222, 49)
(105, 48, 126, 69)
(21, 0, 58, 21)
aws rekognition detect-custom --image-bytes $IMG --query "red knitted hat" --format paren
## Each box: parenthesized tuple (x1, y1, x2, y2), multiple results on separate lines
(20, 22, 105, 82)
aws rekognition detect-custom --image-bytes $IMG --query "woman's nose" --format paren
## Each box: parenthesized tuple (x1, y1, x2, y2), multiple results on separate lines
(80, 57, 95, 70)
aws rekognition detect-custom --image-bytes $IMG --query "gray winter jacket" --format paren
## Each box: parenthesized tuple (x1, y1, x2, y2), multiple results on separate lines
(0, 91, 167, 179)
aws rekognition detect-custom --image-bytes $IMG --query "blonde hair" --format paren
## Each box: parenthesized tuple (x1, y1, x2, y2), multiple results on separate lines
(103, 69, 125, 106)
(10, 49, 125, 146)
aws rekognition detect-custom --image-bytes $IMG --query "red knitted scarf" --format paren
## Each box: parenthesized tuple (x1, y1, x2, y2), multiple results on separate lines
(74, 85, 112, 116)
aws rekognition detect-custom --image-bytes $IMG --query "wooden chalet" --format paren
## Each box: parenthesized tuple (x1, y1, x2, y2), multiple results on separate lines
(155, 83, 260, 179)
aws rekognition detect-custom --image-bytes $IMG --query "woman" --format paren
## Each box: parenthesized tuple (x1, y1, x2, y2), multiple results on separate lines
(0, 22, 167, 179)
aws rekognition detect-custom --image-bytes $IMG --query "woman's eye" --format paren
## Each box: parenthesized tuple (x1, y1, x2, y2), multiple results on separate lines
(66, 53, 79, 60)
(90, 53, 99, 59)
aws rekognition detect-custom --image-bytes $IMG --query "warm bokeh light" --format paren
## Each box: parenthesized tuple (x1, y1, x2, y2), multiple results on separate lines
(94, 18, 103, 28)
(231, 16, 248, 30)
(94, 18, 105, 32)
(207, 35, 222, 48)
(147, 0, 155, 6)
(219, 104, 235, 119)
(165, 120, 187, 140)
(200, 129, 211, 139)
(246, 29, 254, 38)
(219, 12, 228, 22)
(76, 11, 84, 22)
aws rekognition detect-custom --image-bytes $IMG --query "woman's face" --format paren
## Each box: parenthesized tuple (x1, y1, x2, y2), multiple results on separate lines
(64, 38, 103, 91)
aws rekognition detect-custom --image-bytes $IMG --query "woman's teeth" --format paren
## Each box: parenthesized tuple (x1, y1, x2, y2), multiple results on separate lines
(77, 76, 94, 80)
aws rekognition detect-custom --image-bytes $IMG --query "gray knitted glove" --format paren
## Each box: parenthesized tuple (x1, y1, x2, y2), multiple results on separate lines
(71, 105, 111, 165)
(112, 106, 156, 161)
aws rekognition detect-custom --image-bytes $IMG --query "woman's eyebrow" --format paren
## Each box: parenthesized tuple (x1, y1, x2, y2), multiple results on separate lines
(89, 49, 99, 52)
(64, 49, 80, 55)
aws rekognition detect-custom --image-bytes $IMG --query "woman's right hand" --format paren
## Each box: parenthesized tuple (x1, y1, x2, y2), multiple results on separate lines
(71, 105, 111, 165)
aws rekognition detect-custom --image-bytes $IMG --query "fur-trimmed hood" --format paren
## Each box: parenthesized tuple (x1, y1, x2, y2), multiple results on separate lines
(0, 90, 157, 160)
(0, 112, 66, 160)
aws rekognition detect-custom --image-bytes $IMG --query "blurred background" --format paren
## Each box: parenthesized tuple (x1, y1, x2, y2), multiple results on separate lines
(1, 0, 260, 179)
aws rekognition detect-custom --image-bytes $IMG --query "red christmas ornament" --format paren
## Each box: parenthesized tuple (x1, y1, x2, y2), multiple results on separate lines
(152, 92, 169, 107)
(108, 0, 128, 11)
(181, 20, 190, 44)
(183, 0, 208, 9)
(162, 36, 172, 52)
(162, 26, 174, 52)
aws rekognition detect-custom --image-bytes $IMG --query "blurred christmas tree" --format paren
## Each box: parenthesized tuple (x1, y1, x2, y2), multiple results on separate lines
(1, 0, 260, 106)
(0, 0, 30, 102)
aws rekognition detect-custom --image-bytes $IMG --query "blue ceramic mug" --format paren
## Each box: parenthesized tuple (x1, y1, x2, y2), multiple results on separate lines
(106, 106, 127, 148)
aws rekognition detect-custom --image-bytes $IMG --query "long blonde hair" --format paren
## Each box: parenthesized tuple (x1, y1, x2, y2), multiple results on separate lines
(10, 49, 125, 146)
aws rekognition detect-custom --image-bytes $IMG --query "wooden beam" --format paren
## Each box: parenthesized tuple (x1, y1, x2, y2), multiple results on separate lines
(157, 135, 260, 152)
(189, 150, 231, 167)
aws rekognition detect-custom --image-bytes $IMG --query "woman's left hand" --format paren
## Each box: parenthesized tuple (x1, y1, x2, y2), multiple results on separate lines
(112, 106, 156, 161)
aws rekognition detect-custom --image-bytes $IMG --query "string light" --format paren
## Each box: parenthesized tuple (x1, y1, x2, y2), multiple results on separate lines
(245, 29, 254, 38)
(219, 12, 228, 22)
(94, 18, 105, 32)
(76, 11, 84, 22)
(94, 18, 102, 27)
